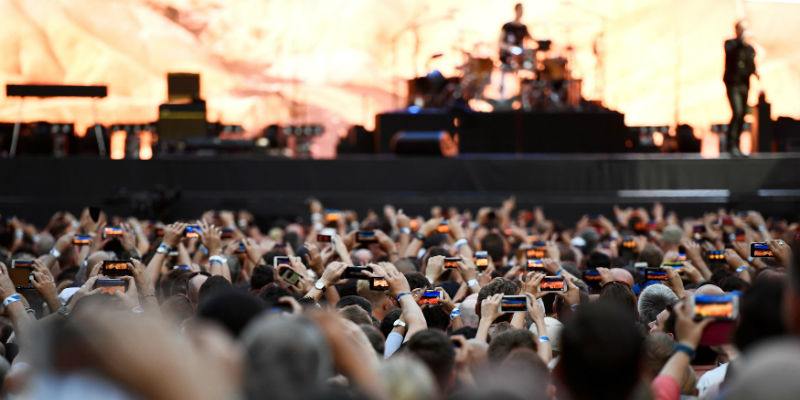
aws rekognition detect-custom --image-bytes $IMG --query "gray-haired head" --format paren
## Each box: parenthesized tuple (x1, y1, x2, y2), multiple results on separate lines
(240, 315, 333, 400)
(638, 284, 678, 324)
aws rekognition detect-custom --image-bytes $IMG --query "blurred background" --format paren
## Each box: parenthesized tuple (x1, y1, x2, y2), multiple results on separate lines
(1, 0, 798, 158)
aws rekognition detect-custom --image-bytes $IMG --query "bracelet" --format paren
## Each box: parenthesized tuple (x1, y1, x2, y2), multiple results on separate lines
(57, 305, 70, 318)
(311, 213, 322, 223)
(209, 255, 227, 265)
(400, 227, 411, 235)
(396, 291, 412, 301)
(156, 243, 173, 254)
(415, 233, 426, 241)
(747, 256, 755, 263)
(25, 307, 35, 315)
(466, 279, 479, 287)
(3, 294, 21, 307)
(674, 343, 696, 359)
(736, 266, 748, 274)
(555, 269, 563, 276)
(450, 309, 461, 320)
(454, 238, 468, 249)
(539, 336, 550, 343)
(50, 248, 61, 258)
(571, 304, 579, 312)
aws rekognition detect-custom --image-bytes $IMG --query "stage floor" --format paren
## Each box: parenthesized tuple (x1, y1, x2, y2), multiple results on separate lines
(1, 153, 798, 225)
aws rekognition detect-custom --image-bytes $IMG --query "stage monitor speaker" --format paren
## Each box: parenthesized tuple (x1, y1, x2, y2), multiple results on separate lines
(167, 73, 200, 103)
(338, 125, 374, 154)
(392, 130, 457, 156)
(157, 102, 207, 141)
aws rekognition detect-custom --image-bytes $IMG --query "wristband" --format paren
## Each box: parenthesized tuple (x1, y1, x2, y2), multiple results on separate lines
(400, 227, 411, 235)
(396, 291, 412, 301)
(555, 269, 563, 276)
(466, 279, 479, 287)
(759, 225, 768, 233)
(539, 336, 550, 343)
(571, 304, 579, 312)
(311, 213, 322, 223)
(747, 256, 754, 263)
(415, 233, 426, 241)
(450, 309, 461, 320)
(200, 245, 209, 256)
(313, 222, 324, 231)
(736, 265, 747, 274)
(209, 255, 226, 265)
(454, 238, 468, 249)
(3, 294, 21, 307)
(14, 229, 23, 240)
(50, 248, 61, 258)
(156, 243, 173, 254)
(674, 343, 696, 359)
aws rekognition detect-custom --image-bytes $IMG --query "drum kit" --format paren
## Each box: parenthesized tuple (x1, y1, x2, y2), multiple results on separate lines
(408, 39, 581, 112)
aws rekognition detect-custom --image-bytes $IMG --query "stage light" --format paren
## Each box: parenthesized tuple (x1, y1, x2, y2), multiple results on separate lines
(139, 130, 153, 160)
(110, 129, 126, 160)
(653, 131, 664, 146)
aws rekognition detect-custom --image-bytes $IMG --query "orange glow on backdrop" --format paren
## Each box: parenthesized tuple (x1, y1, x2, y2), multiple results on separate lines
(0, 0, 799, 158)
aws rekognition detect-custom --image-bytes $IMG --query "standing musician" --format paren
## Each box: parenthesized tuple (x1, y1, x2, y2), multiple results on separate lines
(723, 20, 758, 157)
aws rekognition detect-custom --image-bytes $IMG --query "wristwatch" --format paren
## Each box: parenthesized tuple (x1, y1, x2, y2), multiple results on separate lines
(393, 319, 407, 328)
(314, 279, 327, 290)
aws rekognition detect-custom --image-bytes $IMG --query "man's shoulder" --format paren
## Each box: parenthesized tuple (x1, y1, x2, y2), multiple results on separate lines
(724, 38, 738, 50)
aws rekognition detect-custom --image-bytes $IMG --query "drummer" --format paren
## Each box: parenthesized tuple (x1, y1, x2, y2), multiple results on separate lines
(498, 3, 533, 69)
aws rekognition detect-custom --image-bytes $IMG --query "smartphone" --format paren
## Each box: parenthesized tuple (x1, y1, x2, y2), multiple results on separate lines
(102, 260, 133, 277)
(750, 242, 774, 258)
(499, 295, 528, 312)
(690, 294, 739, 320)
(419, 290, 442, 305)
(370, 277, 389, 291)
(325, 210, 341, 222)
(220, 229, 234, 239)
(356, 230, 378, 243)
(474, 251, 489, 271)
(437, 222, 450, 233)
(273, 256, 291, 268)
(693, 225, 706, 233)
(707, 250, 725, 262)
(644, 268, 668, 281)
(526, 258, 545, 272)
(73, 235, 92, 245)
(583, 269, 602, 282)
(9, 260, 33, 289)
(735, 229, 745, 242)
(317, 234, 332, 243)
(444, 257, 461, 269)
(94, 279, 129, 295)
(663, 261, 684, 275)
(278, 267, 302, 286)
(173, 264, 191, 270)
(540, 276, 567, 293)
(103, 226, 123, 239)
(184, 225, 201, 239)
(342, 266, 373, 280)
(634, 261, 649, 270)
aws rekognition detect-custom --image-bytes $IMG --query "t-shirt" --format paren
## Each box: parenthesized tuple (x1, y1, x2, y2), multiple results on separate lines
(696, 362, 728, 399)
(499, 22, 530, 64)
(723, 38, 756, 85)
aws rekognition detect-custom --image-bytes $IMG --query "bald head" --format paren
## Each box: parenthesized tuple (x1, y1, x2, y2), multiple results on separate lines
(696, 284, 725, 296)
(611, 268, 634, 288)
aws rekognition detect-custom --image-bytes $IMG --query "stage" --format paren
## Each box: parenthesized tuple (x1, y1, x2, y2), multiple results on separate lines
(1, 153, 798, 226)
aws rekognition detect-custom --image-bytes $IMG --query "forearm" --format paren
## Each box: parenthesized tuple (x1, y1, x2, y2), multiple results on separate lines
(534, 319, 551, 363)
(657, 350, 691, 387)
(510, 312, 525, 329)
(397, 234, 410, 260)
(399, 297, 426, 341)
(476, 318, 492, 343)
(404, 238, 423, 258)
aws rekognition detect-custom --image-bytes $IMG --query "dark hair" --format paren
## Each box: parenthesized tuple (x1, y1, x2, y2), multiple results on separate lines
(733, 275, 787, 352)
(450, 326, 478, 340)
(380, 308, 403, 338)
(558, 303, 643, 400)
(258, 283, 293, 310)
(481, 233, 505, 262)
(404, 329, 455, 391)
(586, 252, 611, 269)
(198, 275, 233, 304)
(476, 278, 520, 318)
(599, 282, 639, 322)
(422, 306, 450, 332)
(251, 265, 275, 291)
(642, 333, 675, 380)
(404, 272, 431, 291)
(197, 290, 264, 337)
(488, 329, 537, 363)
(336, 295, 372, 316)
(360, 324, 385, 356)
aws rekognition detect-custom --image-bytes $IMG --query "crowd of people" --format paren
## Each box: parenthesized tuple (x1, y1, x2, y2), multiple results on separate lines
(0, 198, 797, 399)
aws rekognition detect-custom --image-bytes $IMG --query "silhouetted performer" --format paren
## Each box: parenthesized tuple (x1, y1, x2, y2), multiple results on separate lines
(498, 3, 532, 68)
(723, 21, 758, 156)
